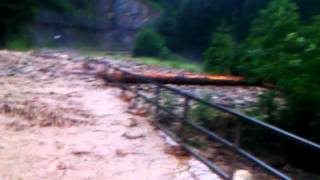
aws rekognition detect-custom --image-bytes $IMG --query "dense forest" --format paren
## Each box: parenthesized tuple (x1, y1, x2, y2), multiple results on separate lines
(134, 0, 320, 148)
(1, 0, 319, 170)
(146, 0, 320, 53)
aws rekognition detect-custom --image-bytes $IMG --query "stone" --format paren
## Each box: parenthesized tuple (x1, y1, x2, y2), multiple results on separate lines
(122, 131, 145, 140)
(232, 170, 254, 180)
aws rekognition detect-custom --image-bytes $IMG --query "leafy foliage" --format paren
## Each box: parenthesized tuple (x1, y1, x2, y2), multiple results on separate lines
(241, 0, 300, 82)
(152, 0, 320, 55)
(5, 34, 31, 51)
(203, 26, 236, 74)
(239, 0, 320, 144)
(194, 0, 320, 170)
(133, 28, 170, 58)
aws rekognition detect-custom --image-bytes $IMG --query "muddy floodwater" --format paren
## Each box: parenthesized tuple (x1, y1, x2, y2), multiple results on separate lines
(0, 50, 220, 180)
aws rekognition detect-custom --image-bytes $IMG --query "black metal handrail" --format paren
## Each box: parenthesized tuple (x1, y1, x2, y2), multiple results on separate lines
(90, 59, 320, 180)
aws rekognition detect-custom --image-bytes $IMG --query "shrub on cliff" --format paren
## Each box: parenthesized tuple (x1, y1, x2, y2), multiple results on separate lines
(133, 28, 170, 58)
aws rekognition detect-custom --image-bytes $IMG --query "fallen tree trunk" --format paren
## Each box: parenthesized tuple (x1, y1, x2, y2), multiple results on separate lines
(81, 60, 254, 86)
(102, 72, 252, 86)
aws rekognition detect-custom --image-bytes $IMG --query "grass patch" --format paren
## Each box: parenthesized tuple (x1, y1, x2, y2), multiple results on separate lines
(77, 49, 109, 57)
(78, 48, 203, 73)
(133, 56, 202, 73)
(6, 37, 31, 51)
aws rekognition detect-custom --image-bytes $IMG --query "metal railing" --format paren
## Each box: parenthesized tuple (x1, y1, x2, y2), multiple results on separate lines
(89, 59, 320, 180)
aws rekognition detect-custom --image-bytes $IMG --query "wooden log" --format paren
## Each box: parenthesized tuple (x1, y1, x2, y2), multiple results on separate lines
(80, 60, 256, 86)
(102, 72, 252, 86)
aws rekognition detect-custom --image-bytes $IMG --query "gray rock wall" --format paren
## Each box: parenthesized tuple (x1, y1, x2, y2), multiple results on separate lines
(30, 0, 158, 50)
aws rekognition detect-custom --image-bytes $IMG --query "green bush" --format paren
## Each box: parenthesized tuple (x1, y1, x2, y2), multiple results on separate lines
(203, 25, 236, 74)
(133, 28, 170, 58)
(6, 34, 31, 51)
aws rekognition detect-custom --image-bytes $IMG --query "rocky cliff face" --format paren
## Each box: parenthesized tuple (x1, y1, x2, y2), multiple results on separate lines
(30, 0, 158, 50)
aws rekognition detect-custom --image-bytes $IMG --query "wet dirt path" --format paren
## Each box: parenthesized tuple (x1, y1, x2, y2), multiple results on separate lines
(0, 50, 220, 180)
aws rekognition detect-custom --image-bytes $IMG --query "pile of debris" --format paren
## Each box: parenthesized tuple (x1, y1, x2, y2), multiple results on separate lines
(0, 50, 96, 130)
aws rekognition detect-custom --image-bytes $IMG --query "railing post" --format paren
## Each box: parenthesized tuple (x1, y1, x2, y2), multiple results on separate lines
(120, 71, 126, 97)
(178, 97, 190, 137)
(153, 84, 161, 121)
(231, 121, 241, 179)
(135, 83, 140, 99)
(132, 83, 140, 109)
(183, 97, 190, 120)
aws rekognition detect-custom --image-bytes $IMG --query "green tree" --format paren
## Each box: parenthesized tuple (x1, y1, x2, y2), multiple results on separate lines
(242, 0, 301, 124)
(133, 28, 170, 58)
(149, 0, 320, 56)
(243, 0, 300, 82)
(235, 0, 269, 40)
(242, 0, 320, 143)
(175, 0, 238, 52)
(204, 26, 236, 74)
(155, 9, 179, 51)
